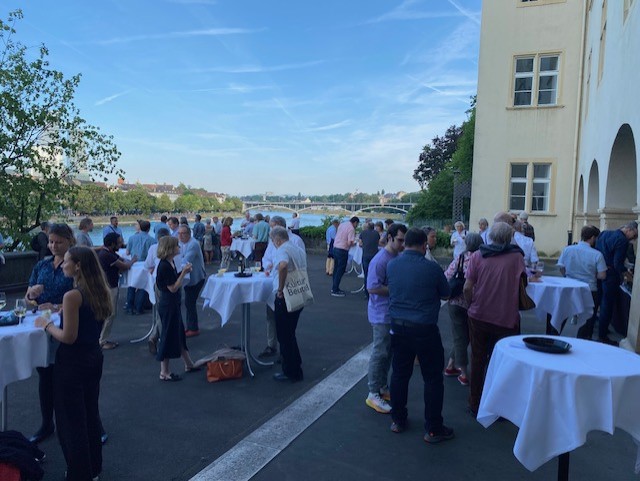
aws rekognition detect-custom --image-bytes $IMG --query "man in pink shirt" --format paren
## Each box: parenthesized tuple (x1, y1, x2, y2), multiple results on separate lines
(463, 221, 525, 415)
(331, 216, 360, 297)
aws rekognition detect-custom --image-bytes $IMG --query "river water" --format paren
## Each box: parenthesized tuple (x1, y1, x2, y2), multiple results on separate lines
(85, 210, 397, 245)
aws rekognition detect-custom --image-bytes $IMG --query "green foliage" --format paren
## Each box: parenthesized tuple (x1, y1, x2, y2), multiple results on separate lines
(299, 225, 326, 239)
(413, 125, 462, 189)
(174, 193, 202, 213)
(155, 194, 173, 212)
(0, 10, 122, 249)
(407, 99, 476, 225)
(435, 230, 451, 249)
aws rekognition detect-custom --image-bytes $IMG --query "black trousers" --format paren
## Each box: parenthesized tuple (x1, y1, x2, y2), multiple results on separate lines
(184, 279, 205, 331)
(274, 296, 303, 379)
(54, 344, 103, 481)
(35, 365, 55, 430)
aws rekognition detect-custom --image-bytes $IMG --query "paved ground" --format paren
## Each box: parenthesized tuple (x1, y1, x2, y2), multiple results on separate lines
(5, 254, 639, 480)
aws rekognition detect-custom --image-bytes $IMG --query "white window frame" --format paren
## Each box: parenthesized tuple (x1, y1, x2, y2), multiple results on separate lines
(509, 164, 529, 211)
(531, 163, 552, 212)
(512, 54, 561, 107)
(508, 162, 555, 213)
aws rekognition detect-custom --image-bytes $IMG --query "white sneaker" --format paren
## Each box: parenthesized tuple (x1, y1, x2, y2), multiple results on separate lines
(366, 392, 392, 414)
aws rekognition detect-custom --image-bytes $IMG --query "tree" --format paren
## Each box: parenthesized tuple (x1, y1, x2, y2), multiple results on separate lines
(124, 186, 154, 214)
(0, 10, 122, 249)
(174, 193, 202, 213)
(407, 100, 476, 223)
(413, 125, 462, 190)
(155, 194, 173, 213)
(69, 183, 110, 215)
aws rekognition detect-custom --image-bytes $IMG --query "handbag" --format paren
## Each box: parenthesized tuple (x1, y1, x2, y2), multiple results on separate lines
(206, 358, 243, 382)
(283, 256, 314, 312)
(448, 255, 466, 298)
(198, 347, 246, 383)
(518, 273, 536, 310)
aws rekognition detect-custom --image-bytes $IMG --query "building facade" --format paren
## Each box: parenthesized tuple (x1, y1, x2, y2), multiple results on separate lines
(471, 0, 587, 256)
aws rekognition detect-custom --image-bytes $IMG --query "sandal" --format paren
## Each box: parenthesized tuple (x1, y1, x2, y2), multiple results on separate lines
(159, 373, 182, 382)
(101, 341, 119, 350)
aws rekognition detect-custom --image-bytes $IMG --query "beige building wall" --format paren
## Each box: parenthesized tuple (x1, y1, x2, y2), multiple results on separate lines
(471, 0, 586, 255)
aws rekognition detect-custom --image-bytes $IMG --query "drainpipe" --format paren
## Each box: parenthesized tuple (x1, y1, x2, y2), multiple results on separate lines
(569, 0, 589, 246)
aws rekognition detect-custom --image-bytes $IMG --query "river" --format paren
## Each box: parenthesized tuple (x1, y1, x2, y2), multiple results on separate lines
(85, 210, 399, 245)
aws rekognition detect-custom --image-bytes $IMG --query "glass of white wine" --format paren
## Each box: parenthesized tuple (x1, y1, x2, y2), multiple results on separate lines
(14, 299, 27, 324)
(0, 292, 6, 311)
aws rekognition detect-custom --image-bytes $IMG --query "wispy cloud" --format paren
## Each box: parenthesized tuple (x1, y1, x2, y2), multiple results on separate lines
(149, 84, 274, 94)
(446, 0, 481, 25)
(95, 90, 132, 106)
(96, 27, 262, 46)
(191, 60, 325, 74)
(302, 120, 353, 132)
(363, 0, 463, 24)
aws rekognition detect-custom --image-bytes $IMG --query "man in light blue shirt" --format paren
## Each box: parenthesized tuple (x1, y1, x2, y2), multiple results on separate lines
(557, 225, 607, 339)
(325, 219, 339, 275)
(252, 213, 270, 262)
(125, 220, 156, 314)
(102, 216, 122, 241)
(154, 215, 169, 239)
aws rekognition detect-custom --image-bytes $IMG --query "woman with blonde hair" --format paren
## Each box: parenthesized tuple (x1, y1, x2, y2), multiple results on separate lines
(220, 216, 233, 268)
(450, 221, 467, 259)
(155, 236, 198, 381)
(35, 246, 112, 481)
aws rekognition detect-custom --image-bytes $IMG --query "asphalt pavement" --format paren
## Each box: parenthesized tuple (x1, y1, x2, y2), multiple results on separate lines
(5, 253, 639, 480)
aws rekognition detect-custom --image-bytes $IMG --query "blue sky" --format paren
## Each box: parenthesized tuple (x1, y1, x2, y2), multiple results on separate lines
(13, 0, 481, 196)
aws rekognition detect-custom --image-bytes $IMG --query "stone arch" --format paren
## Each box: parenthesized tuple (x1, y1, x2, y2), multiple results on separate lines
(577, 175, 584, 214)
(605, 124, 637, 209)
(586, 160, 600, 214)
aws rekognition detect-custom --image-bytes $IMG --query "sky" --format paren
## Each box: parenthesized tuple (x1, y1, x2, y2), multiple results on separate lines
(11, 0, 482, 197)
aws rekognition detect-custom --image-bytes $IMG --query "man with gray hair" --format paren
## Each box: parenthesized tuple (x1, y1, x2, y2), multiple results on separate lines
(178, 224, 207, 337)
(518, 212, 535, 241)
(259, 215, 305, 358)
(595, 221, 638, 345)
(269, 225, 308, 382)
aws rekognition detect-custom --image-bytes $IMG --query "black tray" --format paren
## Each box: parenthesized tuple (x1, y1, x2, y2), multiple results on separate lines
(523, 336, 571, 354)
(234, 272, 253, 278)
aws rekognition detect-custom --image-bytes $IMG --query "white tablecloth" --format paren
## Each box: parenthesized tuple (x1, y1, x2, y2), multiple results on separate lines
(120, 262, 156, 304)
(526, 276, 594, 335)
(0, 312, 59, 393)
(230, 238, 255, 258)
(200, 272, 273, 326)
(478, 335, 640, 473)
(348, 245, 363, 265)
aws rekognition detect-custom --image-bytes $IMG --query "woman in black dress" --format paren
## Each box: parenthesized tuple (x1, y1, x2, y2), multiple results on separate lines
(155, 236, 198, 381)
(36, 246, 112, 481)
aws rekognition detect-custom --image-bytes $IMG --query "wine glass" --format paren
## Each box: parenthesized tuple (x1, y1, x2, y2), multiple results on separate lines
(0, 292, 6, 311)
(536, 261, 545, 276)
(14, 299, 27, 324)
(254, 261, 262, 273)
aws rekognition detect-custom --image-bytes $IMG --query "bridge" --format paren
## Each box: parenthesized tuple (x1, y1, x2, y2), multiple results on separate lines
(242, 201, 415, 215)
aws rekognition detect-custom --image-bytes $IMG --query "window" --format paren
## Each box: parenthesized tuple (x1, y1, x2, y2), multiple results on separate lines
(508, 162, 554, 212)
(531, 164, 551, 211)
(598, 1, 607, 84)
(513, 54, 560, 107)
(509, 164, 528, 211)
(584, 49, 592, 118)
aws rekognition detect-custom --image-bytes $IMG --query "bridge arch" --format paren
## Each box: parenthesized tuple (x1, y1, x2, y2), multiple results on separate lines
(355, 206, 409, 215)
(246, 204, 297, 213)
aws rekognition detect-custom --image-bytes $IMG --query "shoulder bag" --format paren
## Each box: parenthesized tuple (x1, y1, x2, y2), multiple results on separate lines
(448, 254, 466, 298)
(283, 253, 314, 312)
(518, 273, 536, 311)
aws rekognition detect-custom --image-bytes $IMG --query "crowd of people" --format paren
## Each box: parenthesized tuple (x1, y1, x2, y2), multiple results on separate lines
(11, 209, 637, 478)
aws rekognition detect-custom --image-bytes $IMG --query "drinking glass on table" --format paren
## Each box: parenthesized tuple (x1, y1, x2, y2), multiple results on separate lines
(536, 261, 545, 276)
(14, 299, 27, 323)
(254, 261, 261, 273)
(0, 292, 6, 310)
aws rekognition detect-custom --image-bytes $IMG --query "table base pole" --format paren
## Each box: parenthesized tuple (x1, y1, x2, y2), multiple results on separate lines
(1, 386, 7, 431)
(557, 452, 570, 481)
(130, 304, 156, 343)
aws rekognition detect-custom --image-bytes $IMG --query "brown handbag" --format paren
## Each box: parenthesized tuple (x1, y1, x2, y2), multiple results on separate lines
(519, 273, 536, 311)
(206, 358, 243, 382)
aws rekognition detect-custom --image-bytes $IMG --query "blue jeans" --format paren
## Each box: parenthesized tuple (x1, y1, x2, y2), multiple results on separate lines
(389, 321, 445, 432)
(126, 287, 147, 314)
(598, 275, 619, 339)
(367, 323, 391, 393)
(332, 248, 349, 292)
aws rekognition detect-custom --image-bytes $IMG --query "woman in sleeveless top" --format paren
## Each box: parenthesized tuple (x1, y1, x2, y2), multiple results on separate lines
(36, 246, 112, 481)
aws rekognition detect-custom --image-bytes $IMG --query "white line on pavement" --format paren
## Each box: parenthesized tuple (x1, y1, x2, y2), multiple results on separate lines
(190, 344, 372, 481)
